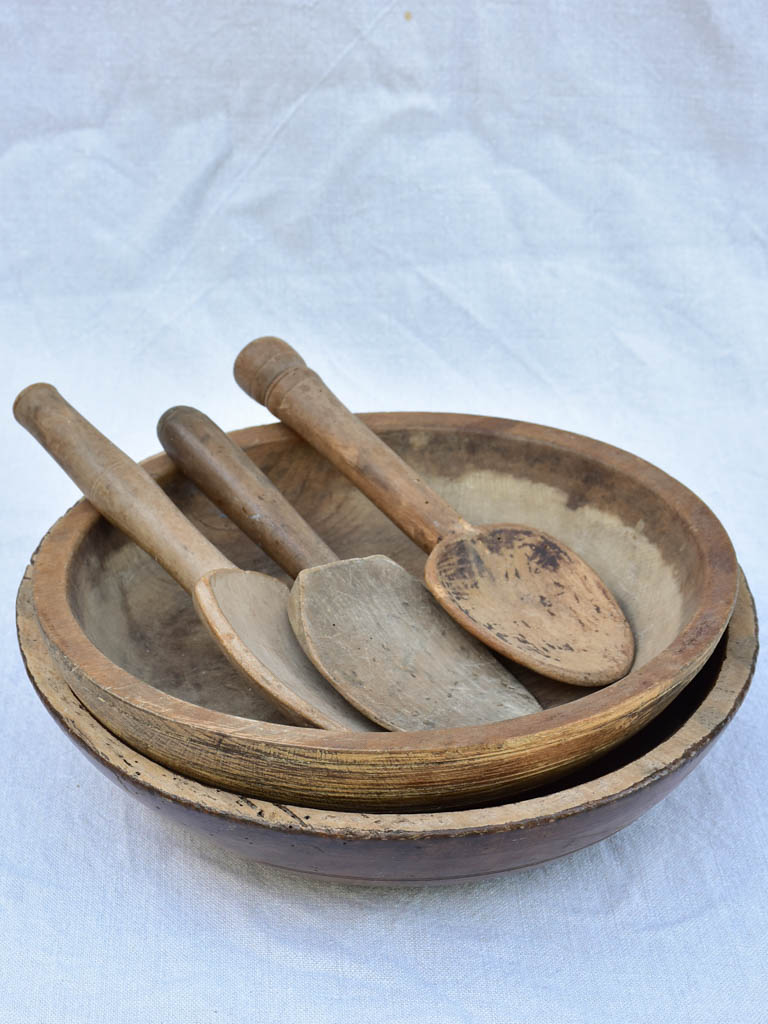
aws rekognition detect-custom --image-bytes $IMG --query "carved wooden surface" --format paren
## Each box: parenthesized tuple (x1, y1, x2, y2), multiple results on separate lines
(158, 405, 338, 579)
(289, 554, 541, 729)
(158, 405, 541, 730)
(424, 523, 634, 686)
(16, 564, 757, 884)
(25, 413, 740, 811)
(14, 384, 373, 732)
(235, 339, 635, 684)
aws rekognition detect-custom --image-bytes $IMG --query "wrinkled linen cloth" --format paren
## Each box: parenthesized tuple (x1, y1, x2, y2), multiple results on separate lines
(1, 2, 766, 1021)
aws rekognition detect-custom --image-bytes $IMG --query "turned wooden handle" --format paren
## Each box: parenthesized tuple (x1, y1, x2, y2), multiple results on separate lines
(234, 338, 466, 551)
(14, 384, 234, 593)
(158, 406, 338, 578)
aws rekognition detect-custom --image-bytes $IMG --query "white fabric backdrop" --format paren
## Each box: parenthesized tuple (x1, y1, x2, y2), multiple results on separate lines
(1, 2, 766, 1021)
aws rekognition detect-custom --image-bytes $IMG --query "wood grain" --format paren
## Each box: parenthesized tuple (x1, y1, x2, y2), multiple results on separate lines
(158, 405, 541, 730)
(234, 339, 635, 685)
(14, 383, 233, 592)
(288, 554, 541, 729)
(16, 561, 757, 883)
(14, 383, 374, 732)
(158, 405, 337, 578)
(192, 569, 378, 731)
(24, 413, 740, 811)
(234, 338, 464, 552)
(424, 524, 635, 685)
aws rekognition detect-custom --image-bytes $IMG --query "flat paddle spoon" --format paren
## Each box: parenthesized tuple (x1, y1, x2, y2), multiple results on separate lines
(157, 406, 542, 730)
(13, 383, 377, 731)
(234, 338, 636, 686)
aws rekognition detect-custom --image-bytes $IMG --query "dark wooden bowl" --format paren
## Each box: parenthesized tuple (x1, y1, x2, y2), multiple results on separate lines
(26, 414, 739, 811)
(16, 565, 757, 884)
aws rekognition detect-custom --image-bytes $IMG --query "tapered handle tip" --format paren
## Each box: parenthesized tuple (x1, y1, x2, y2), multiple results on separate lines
(234, 337, 306, 406)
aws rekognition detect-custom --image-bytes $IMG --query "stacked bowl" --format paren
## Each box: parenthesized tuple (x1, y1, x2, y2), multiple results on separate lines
(16, 402, 757, 883)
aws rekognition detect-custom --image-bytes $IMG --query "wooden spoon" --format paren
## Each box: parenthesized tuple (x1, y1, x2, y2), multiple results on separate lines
(13, 383, 376, 731)
(157, 405, 542, 730)
(234, 338, 636, 686)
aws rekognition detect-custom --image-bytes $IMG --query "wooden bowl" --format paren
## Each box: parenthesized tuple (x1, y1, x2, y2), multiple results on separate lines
(16, 565, 757, 884)
(26, 414, 739, 811)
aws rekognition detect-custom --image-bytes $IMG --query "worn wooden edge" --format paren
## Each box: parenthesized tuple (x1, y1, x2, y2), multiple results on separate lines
(15, 563, 758, 847)
(423, 523, 637, 686)
(286, 554, 543, 730)
(23, 413, 742, 810)
(34, 414, 739, 746)
(18, 415, 749, 806)
(192, 569, 375, 731)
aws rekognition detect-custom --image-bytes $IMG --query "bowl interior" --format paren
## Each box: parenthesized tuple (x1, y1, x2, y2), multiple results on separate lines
(66, 419, 708, 723)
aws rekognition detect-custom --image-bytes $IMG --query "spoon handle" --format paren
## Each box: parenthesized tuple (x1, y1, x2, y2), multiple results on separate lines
(234, 338, 467, 552)
(14, 384, 234, 593)
(158, 406, 338, 578)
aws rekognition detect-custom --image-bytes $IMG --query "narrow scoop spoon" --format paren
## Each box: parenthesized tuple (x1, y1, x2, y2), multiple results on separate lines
(234, 338, 635, 687)
(13, 383, 376, 731)
(158, 406, 541, 730)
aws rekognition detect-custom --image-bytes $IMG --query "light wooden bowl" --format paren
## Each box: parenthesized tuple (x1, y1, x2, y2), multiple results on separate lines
(17, 565, 757, 884)
(26, 414, 739, 811)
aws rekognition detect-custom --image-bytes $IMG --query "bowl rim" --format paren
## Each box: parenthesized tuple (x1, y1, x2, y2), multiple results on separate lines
(17, 560, 757, 838)
(26, 412, 741, 808)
